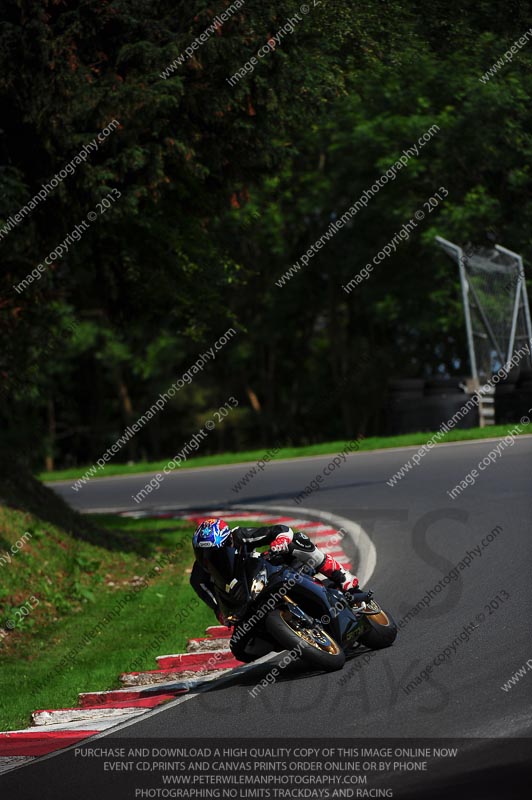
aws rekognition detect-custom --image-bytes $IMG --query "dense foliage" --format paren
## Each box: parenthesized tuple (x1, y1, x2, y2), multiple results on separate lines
(2, 0, 532, 469)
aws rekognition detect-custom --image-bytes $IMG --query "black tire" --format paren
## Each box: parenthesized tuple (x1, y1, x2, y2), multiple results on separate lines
(389, 379, 425, 393)
(519, 368, 532, 383)
(229, 637, 257, 663)
(495, 384, 516, 395)
(358, 607, 398, 650)
(265, 608, 345, 672)
(500, 367, 520, 384)
(425, 377, 465, 395)
(230, 626, 278, 663)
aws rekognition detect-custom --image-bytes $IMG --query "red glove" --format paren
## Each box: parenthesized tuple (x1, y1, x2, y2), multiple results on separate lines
(269, 532, 293, 553)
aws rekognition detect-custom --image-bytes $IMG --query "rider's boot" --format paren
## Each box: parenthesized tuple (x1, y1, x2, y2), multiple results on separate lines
(271, 532, 374, 611)
(318, 555, 366, 608)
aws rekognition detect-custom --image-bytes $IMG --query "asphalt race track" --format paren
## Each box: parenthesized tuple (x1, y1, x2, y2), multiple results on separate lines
(51, 437, 532, 739)
(7, 437, 532, 797)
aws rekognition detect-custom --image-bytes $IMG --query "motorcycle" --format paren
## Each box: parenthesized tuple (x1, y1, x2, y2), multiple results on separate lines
(204, 538, 397, 672)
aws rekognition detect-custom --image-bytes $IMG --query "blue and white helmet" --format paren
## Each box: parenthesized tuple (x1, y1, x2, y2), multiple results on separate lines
(192, 518, 231, 553)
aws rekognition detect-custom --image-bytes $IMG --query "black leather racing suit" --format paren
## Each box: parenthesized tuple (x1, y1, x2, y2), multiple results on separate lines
(190, 524, 357, 620)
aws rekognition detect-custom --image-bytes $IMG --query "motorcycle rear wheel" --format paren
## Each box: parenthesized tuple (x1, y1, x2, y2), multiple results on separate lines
(266, 608, 345, 672)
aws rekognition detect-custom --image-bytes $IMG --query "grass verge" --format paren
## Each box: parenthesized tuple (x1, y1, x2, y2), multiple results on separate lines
(40, 423, 532, 482)
(0, 509, 260, 732)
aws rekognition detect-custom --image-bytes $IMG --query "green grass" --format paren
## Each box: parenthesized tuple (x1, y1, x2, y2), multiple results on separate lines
(0, 510, 263, 732)
(40, 423, 532, 482)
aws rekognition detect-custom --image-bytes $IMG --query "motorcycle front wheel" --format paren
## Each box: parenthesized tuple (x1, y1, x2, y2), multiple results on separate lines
(265, 607, 345, 672)
(358, 601, 398, 649)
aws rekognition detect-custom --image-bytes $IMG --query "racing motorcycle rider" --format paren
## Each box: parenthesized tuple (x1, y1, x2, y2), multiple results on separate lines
(190, 517, 363, 625)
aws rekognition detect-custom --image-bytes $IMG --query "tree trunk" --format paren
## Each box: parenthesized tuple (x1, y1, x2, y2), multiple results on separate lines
(45, 396, 55, 471)
(115, 369, 136, 461)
